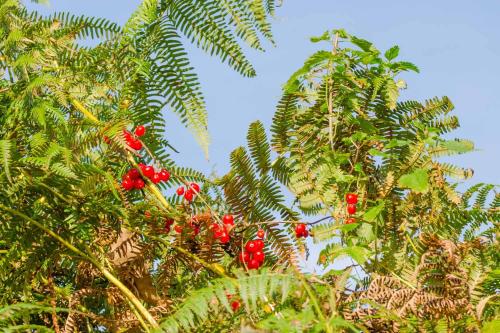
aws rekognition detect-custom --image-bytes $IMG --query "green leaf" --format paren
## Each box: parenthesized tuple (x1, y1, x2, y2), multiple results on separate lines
(310, 30, 330, 43)
(384, 45, 399, 61)
(363, 202, 385, 222)
(343, 246, 371, 265)
(383, 78, 399, 110)
(0, 140, 12, 183)
(398, 168, 429, 193)
(442, 139, 474, 154)
(350, 36, 375, 53)
(482, 319, 500, 333)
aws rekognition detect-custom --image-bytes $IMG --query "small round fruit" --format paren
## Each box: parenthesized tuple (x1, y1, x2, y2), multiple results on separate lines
(122, 173, 133, 182)
(174, 225, 183, 233)
(103, 136, 111, 144)
(129, 139, 142, 150)
(122, 179, 134, 190)
(159, 169, 170, 182)
(257, 229, 265, 239)
(176, 187, 185, 195)
(345, 217, 356, 224)
(295, 231, 303, 238)
(190, 182, 200, 193)
(164, 225, 171, 233)
(253, 251, 265, 263)
(295, 223, 306, 234)
(134, 178, 145, 189)
(128, 168, 140, 179)
(209, 223, 220, 232)
(123, 130, 132, 140)
(231, 300, 241, 311)
(151, 173, 161, 184)
(303, 230, 309, 238)
(214, 228, 223, 239)
(222, 214, 234, 226)
(254, 239, 264, 251)
(143, 166, 155, 179)
(135, 125, 146, 137)
(245, 240, 257, 253)
(247, 259, 260, 270)
(144, 211, 151, 219)
(219, 232, 230, 244)
(347, 204, 356, 215)
(184, 189, 194, 202)
(346, 193, 358, 205)
(165, 218, 174, 227)
(239, 251, 250, 263)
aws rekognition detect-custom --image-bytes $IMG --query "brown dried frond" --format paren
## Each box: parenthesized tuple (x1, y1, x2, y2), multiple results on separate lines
(345, 235, 480, 331)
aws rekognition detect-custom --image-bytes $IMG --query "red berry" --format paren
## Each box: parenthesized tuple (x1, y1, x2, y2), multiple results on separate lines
(134, 178, 145, 189)
(219, 232, 230, 244)
(257, 229, 265, 239)
(192, 226, 200, 236)
(295, 223, 306, 235)
(176, 187, 184, 195)
(247, 259, 260, 270)
(165, 218, 174, 227)
(210, 223, 220, 232)
(346, 217, 356, 224)
(346, 193, 358, 204)
(253, 251, 265, 263)
(159, 169, 170, 182)
(190, 182, 200, 193)
(174, 225, 183, 233)
(135, 125, 146, 137)
(143, 166, 155, 179)
(295, 231, 302, 238)
(347, 204, 356, 215)
(214, 228, 223, 239)
(164, 225, 171, 233)
(103, 136, 111, 144)
(129, 139, 142, 150)
(245, 240, 257, 253)
(151, 173, 161, 184)
(222, 214, 234, 226)
(123, 130, 132, 140)
(144, 211, 151, 219)
(184, 189, 194, 202)
(122, 173, 133, 182)
(128, 168, 140, 179)
(239, 251, 250, 263)
(303, 230, 309, 238)
(231, 300, 240, 311)
(254, 239, 264, 251)
(122, 179, 134, 190)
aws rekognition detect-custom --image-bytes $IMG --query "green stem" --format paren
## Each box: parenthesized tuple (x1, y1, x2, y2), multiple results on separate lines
(155, 237, 231, 279)
(0, 204, 159, 328)
(295, 271, 332, 333)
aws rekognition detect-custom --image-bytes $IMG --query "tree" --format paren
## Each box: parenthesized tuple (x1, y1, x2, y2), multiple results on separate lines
(0, 1, 498, 333)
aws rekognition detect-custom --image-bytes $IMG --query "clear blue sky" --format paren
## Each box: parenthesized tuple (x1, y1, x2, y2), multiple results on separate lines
(26, 0, 499, 271)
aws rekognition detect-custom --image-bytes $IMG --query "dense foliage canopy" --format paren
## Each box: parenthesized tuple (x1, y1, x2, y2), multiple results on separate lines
(0, 0, 498, 332)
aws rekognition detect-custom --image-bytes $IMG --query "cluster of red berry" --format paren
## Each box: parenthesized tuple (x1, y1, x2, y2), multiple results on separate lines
(121, 164, 170, 190)
(295, 223, 309, 238)
(345, 193, 358, 224)
(124, 125, 146, 150)
(209, 214, 234, 244)
(176, 183, 200, 202)
(239, 237, 265, 270)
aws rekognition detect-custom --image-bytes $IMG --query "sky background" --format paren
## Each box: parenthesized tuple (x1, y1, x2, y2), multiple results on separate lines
(26, 0, 500, 272)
